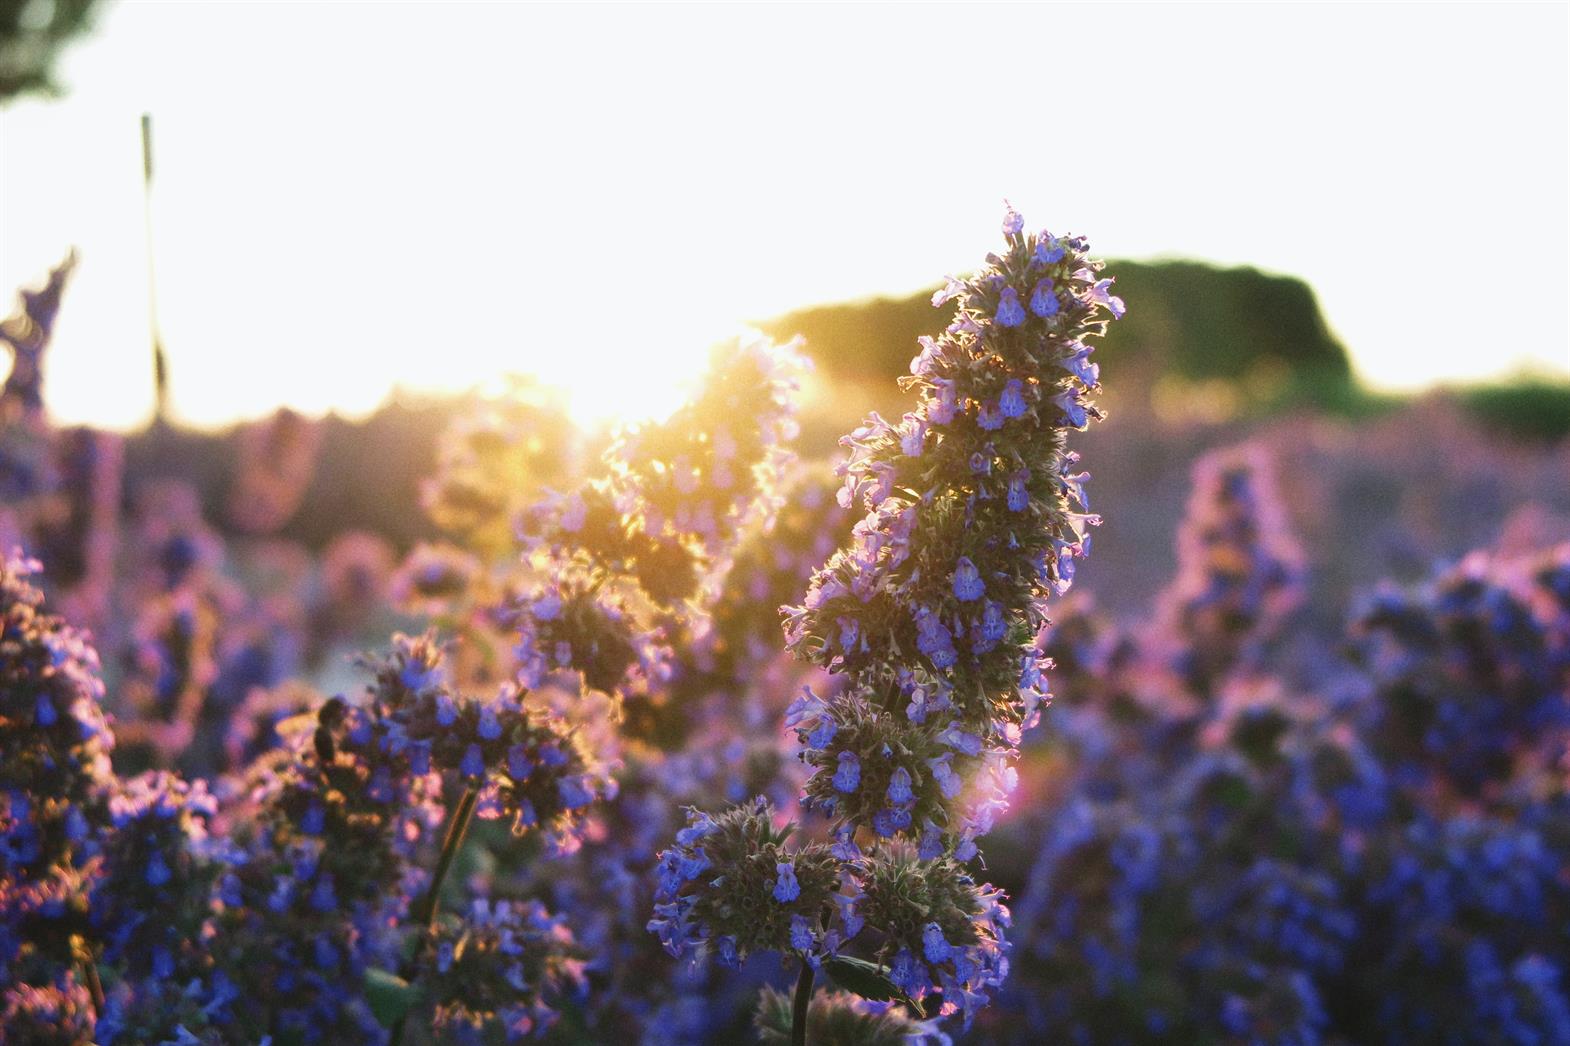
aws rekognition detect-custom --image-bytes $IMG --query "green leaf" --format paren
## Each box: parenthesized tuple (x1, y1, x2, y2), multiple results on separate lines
(364, 968, 416, 1028)
(824, 956, 919, 1012)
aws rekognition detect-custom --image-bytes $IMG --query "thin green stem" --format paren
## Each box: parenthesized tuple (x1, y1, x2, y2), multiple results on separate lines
(415, 787, 479, 930)
(791, 957, 814, 1046)
(389, 786, 478, 1046)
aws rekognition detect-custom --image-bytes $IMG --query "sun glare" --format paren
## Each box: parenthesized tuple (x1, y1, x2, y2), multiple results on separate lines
(0, 2, 1564, 434)
(522, 324, 737, 431)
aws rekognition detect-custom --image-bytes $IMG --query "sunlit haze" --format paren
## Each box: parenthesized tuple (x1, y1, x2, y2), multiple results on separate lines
(2, 1, 1566, 431)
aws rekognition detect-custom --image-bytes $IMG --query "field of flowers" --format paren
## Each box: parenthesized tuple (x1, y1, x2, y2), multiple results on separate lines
(3, 208, 1569, 1045)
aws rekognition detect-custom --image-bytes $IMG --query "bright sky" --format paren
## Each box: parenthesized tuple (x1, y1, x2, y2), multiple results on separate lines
(2, 1, 1567, 431)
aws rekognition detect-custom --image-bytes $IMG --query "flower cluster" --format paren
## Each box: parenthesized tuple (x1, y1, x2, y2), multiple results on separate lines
(1, 256, 125, 640)
(0, 555, 114, 990)
(420, 384, 578, 559)
(499, 710, 806, 1041)
(851, 843, 1011, 1024)
(1352, 545, 1570, 802)
(196, 631, 614, 1041)
(783, 207, 1119, 845)
(780, 206, 1116, 850)
(390, 541, 484, 617)
(93, 772, 218, 975)
(988, 538, 1570, 1044)
(21, 427, 123, 625)
(0, 973, 96, 1046)
(507, 580, 671, 700)
(423, 897, 588, 1043)
(91, 772, 227, 1045)
(649, 799, 841, 969)
(207, 700, 439, 1041)
(652, 206, 1122, 1034)
(691, 466, 855, 708)
(0, 251, 74, 420)
(226, 407, 323, 534)
(1358, 811, 1570, 1041)
(1007, 739, 1370, 1042)
(361, 633, 617, 852)
(312, 529, 397, 649)
(519, 332, 807, 611)
(1153, 444, 1305, 696)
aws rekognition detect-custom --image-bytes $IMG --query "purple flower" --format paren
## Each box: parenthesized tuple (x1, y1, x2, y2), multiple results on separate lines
(887, 766, 915, 806)
(1036, 236, 1067, 265)
(837, 616, 860, 653)
(929, 378, 959, 425)
(995, 287, 1026, 328)
(1030, 278, 1060, 318)
(558, 775, 594, 809)
(512, 798, 537, 831)
(773, 862, 801, 903)
(873, 806, 912, 837)
(931, 275, 967, 307)
(1054, 390, 1088, 429)
(835, 892, 866, 939)
(953, 557, 985, 602)
(559, 493, 586, 531)
(507, 745, 533, 781)
(436, 692, 458, 727)
(1061, 341, 1099, 385)
(923, 922, 953, 963)
(716, 936, 739, 968)
(938, 722, 984, 755)
(1002, 205, 1024, 236)
(677, 850, 709, 883)
(929, 753, 964, 800)
(891, 949, 925, 994)
(675, 811, 719, 847)
(531, 591, 563, 621)
(1007, 470, 1030, 512)
(1087, 277, 1126, 319)
(980, 601, 1008, 644)
(915, 607, 958, 668)
(309, 874, 337, 913)
(1062, 468, 1090, 509)
(790, 914, 815, 952)
(999, 379, 1027, 418)
(834, 751, 862, 793)
(911, 336, 941, 376)
(809, 717, 839, 749)
(301, 803, 326, 836)
(901, 414, 928, 457)
(477, 705, 503, 740)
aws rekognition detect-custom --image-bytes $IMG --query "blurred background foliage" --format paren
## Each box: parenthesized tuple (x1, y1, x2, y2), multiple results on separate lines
(0, 0, 99, 101)
(108, 261, 1568, 561)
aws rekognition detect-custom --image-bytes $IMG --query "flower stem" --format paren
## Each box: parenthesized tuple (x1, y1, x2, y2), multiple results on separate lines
(390, 786, 479, 1046)
(791, 957, 814, 1046)
(80, 956, 104, 1011)
(415, 786, 479, 930)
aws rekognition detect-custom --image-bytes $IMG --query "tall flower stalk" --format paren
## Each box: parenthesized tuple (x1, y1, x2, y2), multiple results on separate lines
(651, 205, 1123, 1036)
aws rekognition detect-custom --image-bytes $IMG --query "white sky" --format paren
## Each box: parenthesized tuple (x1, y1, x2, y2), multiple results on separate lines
(1, 1, 1567, 431)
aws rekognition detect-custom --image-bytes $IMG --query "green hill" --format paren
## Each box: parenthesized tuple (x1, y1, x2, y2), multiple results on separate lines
(758, 259, 1359, 415)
